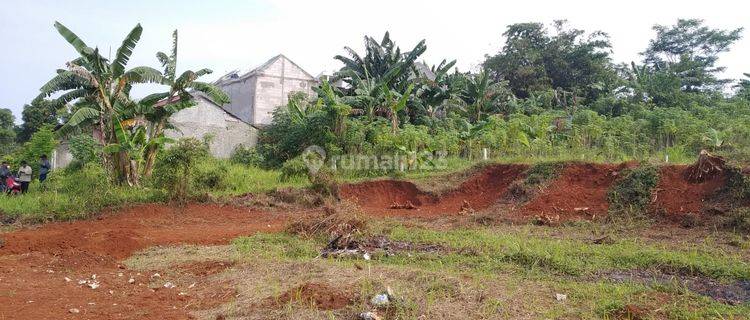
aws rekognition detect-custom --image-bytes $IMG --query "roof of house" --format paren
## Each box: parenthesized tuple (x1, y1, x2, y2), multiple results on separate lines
(214, 54, 316, 86)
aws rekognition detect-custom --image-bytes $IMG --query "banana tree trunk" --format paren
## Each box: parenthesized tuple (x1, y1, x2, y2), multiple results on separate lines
(142, 118, 166, 178)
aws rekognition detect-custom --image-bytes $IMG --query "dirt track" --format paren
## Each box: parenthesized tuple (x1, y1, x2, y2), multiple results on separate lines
(0, 163, 735, 319)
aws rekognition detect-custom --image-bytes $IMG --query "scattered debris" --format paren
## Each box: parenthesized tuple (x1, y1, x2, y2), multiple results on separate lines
(685, 150, 727, 183)
(555, 293, 567, 301)
(458, 200, 475, 215)
(359, 311, 382, 320)
(163, 282, 176, 289)
(390, 201, 418, 210)
(370, 294, 390, 307)
(573, 207, 589, 212)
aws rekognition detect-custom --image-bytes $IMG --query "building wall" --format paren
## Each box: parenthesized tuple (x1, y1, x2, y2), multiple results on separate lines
(165, 97, 258, 158)
(251, 57, 316, 126)
(219, 78, 255, 124)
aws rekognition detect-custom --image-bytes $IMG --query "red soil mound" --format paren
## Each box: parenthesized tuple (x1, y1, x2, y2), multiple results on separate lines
(265, 282, 357, 310)
(340, 164, 527, 217)
(652, 165, 727, 219)
(520, 163, 632, 221)
(0, 203, 292, 320)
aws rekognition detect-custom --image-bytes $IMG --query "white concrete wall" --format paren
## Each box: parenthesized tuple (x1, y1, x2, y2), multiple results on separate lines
(251, 56, 316, 126)
(165, 97, 258, 158)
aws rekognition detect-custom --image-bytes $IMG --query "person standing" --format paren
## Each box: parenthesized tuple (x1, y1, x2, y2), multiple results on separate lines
(39, 155, 51, 183)
(17, 161, 32, 194)
(0, 161, 9, 193)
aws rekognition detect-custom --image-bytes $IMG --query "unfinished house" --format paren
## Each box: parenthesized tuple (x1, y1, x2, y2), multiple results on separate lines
(214, 54, 318, 127)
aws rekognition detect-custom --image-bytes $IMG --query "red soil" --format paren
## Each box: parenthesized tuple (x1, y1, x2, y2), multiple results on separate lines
(519, 162, 634, 221)
(264, 282, 356, 310)
(0, 203, 291, 320)
(652, 165, 727, 219)
(340, 164, 528, 217)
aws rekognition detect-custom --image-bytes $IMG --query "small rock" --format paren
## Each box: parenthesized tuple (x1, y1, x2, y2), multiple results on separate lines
(359, 312, 382, 320)
(46, 269, 54, 273)
(77, 280, 87, 285)
(188, 282, 196, 289)
(128, 278, 135, 284)
(370, 294, 390, 307)
(88, 282, 99, 290)
(163, 282, 176, 289)
(69, 308, 80, 314)
(117, 273, 123, 277)
(363, 252, 371, 261)
(64, 277, 72, 282)
(91, 274, 96, 279)
(555, 293, 567, 301)
(151, 273, 161, 278)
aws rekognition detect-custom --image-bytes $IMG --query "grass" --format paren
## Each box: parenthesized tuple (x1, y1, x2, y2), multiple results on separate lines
(197, 223, 750, 318)
(0, 183, 167, 222)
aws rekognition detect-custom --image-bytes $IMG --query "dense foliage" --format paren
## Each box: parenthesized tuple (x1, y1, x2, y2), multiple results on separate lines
(258, 20, 749, 170)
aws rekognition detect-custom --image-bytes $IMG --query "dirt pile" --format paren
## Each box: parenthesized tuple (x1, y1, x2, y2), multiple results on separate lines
(652, 165, 727, 218)
(519, 162, 633, 220)
(340, 164, 527, 217)
(264, 282, 357, 310)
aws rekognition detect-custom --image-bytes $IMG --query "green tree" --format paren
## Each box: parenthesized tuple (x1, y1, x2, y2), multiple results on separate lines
(643, 19, 743, 92)
(0, 108, 17, 155)
(37, 22, 163, 184)
(138, 30, 229, 178)
(17, 100, 60, 142)
(484, 21, 616, 102)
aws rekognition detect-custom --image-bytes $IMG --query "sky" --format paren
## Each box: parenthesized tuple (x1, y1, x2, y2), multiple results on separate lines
(1, 0, 748, 123)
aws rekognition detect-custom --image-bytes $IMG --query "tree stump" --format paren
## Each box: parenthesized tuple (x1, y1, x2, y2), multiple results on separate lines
(684, 150, 726, 183)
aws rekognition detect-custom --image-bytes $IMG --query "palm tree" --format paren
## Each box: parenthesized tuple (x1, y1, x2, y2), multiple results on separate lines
(37, 22, 163, 181)
(140, 30, 230, 177)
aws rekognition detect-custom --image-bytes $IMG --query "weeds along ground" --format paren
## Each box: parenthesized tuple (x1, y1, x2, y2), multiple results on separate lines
(121, 219, 750, 319)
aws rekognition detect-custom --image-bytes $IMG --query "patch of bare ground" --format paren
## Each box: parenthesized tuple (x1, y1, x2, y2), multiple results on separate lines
(0, 204, 299, 319)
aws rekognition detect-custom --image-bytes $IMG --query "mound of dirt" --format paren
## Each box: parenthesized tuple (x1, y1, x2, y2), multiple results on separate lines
(519, 162, 633, 221)
(340, 164, 527, 217)
(264, 282, 357, 310)
(652, 165, 727, 219)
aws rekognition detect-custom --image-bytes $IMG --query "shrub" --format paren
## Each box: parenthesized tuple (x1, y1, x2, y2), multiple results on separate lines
(229, 145, 264, 167)
(191, 158, 229, 190)
(524, 161, 565, 186)
(152, 138, 210, 201)
(68, 134, 101, 164)
(607, 164, 659, 221)
(723, 208, 750, 233)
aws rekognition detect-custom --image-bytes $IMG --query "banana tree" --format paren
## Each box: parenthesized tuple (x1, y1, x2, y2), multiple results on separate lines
(103, 117, 172, 186)
(381, 84, 414, 134)
(37, 22, 163, 178)
(140, 30, 230, 178)
(456, 71, 512, 123)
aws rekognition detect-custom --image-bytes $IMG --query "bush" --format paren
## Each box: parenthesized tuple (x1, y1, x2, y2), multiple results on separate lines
(524, 161, 565, 186)
(607, 164, 660, 221)
(191, 158, 229, 190)
(68, 134, 101, 164)
(723, 208, 750, 233)
(230, 145, 264, 167)
(151, 138, 210, 201)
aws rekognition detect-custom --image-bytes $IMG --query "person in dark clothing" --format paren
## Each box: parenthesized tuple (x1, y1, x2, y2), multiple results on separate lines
(0, 161, 9, 193)
(39, 155, 51, 183)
